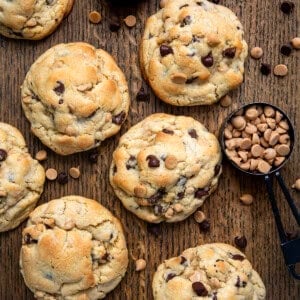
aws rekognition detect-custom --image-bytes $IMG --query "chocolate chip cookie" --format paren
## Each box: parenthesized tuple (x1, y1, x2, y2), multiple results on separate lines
(21, 42, 130, 155)
(140, 0, 248, 106)
(152, 243, 266, 299)
(109, 114, 222, 223)
(20, 196, 128, 299)
(0, 122, 45, 232)
(0, 0, 74, 40)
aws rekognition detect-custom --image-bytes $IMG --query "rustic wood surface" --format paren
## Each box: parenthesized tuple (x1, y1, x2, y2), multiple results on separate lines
(0, 0, 299, 299)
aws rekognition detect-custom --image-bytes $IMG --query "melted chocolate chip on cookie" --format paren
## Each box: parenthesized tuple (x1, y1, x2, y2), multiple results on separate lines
(0, 149, 7, 161)
(53, 81, 65, 95)
(160, 45, 173, 57)
(192, 282, 208, 296)
(146, 155, 160, 168)
(112, 111, 126, 125)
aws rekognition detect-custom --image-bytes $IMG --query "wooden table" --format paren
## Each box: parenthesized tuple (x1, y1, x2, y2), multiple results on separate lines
(0, 0, 299, 299)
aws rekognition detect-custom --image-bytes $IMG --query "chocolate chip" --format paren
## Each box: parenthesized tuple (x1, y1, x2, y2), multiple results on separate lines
(210, 0, 220, 3)
(214, 164, 221, 176)
(126, 155, 137, 170)
(112, 111, 126, 125)
(46, 0, 54, 4)
(166, 273, 177, 282)
(109, 17, 121, 31)
(160, 45, 173, 57)
(180, 256, 187, 264)
(188, 129, 198, 139)
(180, 16, 192, 27)
(24, 233, 37, 244)
(260, 63, 271, 75)
(235, 276, 247, 288)
(162, 129, 174, 135)
(199, 220, 210, 232)
(31, 92, 40, 101)
(147, 223, 161, 236)
(192, 282, 208, 296)
(231, 254, 245, 261)
(192, 35, 201, 43)
(201, 53, 214, 67)
(186, 76, 198, 84)
(53, 81, 65, 95)
(0, 149, 7, 161)
(148, 188, 165, 204)
(212, 292, 218, 300)
(280, 2, 295, 14)
(280, 44, 292, 56)
(57, 172, 68, 185)
(58, 99, 63, 104)
(180, 4, 189, 9)
(146, 155, 160, 168)
(195, 188, 209, 199)
(88, 149, 99, 163)
(177, 192, 185, 199)
(136, 87, 150, 102)
(223, 47, 236, 58)
(234, 236, 247, 249)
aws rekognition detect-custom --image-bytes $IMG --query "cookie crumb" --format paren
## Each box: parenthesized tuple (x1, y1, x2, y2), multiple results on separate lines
(89, 11, 102, 24)
(239, 194, 253, 205)
(194, 211, 206, 223)
(274, 64, 288, 77)
(124, 15, 136, 27)
(291, 37, 300, 49)
(250, 47, 263, 59)
(46, 168, 58, 181)
(292, 178, 300, 191)
(135, 259, 146, 271)
(234, 235, 247, 249)
(35, 150, 47, 161)
(220, 95, 232, 107)
(69, 167, 81, 179)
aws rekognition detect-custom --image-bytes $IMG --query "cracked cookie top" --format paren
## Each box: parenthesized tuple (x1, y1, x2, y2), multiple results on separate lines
(0, 122, 45, 232)
(109, 114, 222, 223)
(152, 243, 266, 300)
(21, 42, 130, 155)
(140, 0, 248, 106)
(0, 0, 74, 40)
(20, 196, 128, 300)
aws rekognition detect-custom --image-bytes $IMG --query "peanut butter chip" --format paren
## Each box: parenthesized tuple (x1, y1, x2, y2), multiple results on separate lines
(220, 95, 232, 107)
(69, 167, 81, 179)
(245, 108, 258, 120)
(207, 33, 221, 46)
(279, 134, 290, 144)
(232, 116, 246, 130)
(135, 259, 146, 271)
(292, 179, 300, 191)
(257, 123, 268, 132)
(134, 185, 147, 197)
(0, 188, 7, 197)
(165, 155, 178, 169)
(240, 138, 252, 150)
(46, 168, 58, 181)
(250, 47, 263, 59)
(171, 72, 187, 84)
(263, 128, 272, 141)
(89, 11, 102, 24)
(279, 120, 289, 130)
(124, 15, 137, 27)
(269, 132, 279, 146)
(240, 194, 254, 205)
(35, 150, 47, 161)
(276, 144, 290, 156)
(274, 64, 288, 76)
(249, 159, 259, 171)
(257, 160, 272, 173)
(291, 37, 300, 49)
(165, 208, 174, 219)
(251, 144, 264, 157)
(274, 156, 285, 167)
(264, 106, 275, 118)
(160, 0, 167, 8)
(224, 128, 232, 139)
(173, 203, 184, 213)
(264, 148, 276, 160)
(194, 211, 206, 223)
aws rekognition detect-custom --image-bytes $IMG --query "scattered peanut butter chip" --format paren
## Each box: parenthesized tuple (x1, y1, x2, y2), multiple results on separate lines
(135, 259, 146, 271)
(134, 185, 147, 198)
(165, 208, 174, 219)
(292, 179, 300, 191)
(274, 64, 288, 76)
(165, 155, 178, 170)
(250, 47, 263, 59)
(89, 11, 102, 24)
(173, 203, 184, 213)
(124, 15, 137, 27)
(35, 150, 47, 161)
(194, 211, 206, 223)
(240, 194, 253, 205)
(291, 37, 300, 49)
(46, 168, 58, 181)
(171, 72, 187, 84)
(69, 167, 81, 179)
(257, 160, 272, 173)
(220, 95, 232, 107)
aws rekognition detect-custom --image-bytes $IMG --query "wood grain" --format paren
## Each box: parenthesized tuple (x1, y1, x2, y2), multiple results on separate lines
(0, 0, 299, 299)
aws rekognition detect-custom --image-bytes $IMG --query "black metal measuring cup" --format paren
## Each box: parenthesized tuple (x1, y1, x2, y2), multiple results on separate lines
(220, 102, 300, 280)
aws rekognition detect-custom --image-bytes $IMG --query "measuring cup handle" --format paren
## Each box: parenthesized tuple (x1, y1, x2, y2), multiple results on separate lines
(275, 172, 300, 226)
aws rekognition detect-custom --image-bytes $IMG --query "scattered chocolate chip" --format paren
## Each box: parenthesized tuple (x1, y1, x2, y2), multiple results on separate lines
(146, 155, 160, 168)
(223, 47, 236, 58)
(112, 111, 126, 125)
(180, 16, 192, 27)
(192, 282, 208, 296)
(186, 76, 198, 84)
(147, 223, 161, 236)
(180, 256, 187, 264)
(57, 172, 68, 185)
(136, 87, 150, 102)
(201, 52, 214, 67)
(195, 188, 209, 199)
(231, 254, 245, 261)
(166, 273, 177, 282)
(148, 188, 166, 204)
(162, 129, 174, 135)
(160, 45, 173, 57)
(88, 149, 99, 163)
(53, 81, 65, 95)
(109, 17, 121, 31)
(24, 233, 37, 244)
(188, 129, 198, 139)
(0, 149, 7, 161)
(280, 1, 295, 14)
(214, 164, 221, 176)
(280, 44, 292, 56)
(234, 236, 247, 249)
(126, 155, 137, 170)
(199, 220, 210, 232)
(177, 192, 185, 199)
(235, 276, 247, 288)
(260, 63, 271, 75)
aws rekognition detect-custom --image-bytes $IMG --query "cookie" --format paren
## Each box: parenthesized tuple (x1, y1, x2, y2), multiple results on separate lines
(109, 113, 221, 223)
(152, 243, 266, 300)
(20, 196, 128, 299)
(0, 0, 74, 40)
(140, 0, 248, 106)
(21, 42, 130, 155)
(0, 122, 45, 232)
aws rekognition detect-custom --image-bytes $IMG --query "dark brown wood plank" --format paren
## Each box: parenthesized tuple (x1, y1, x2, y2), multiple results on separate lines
(0, 1, 299, 299)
